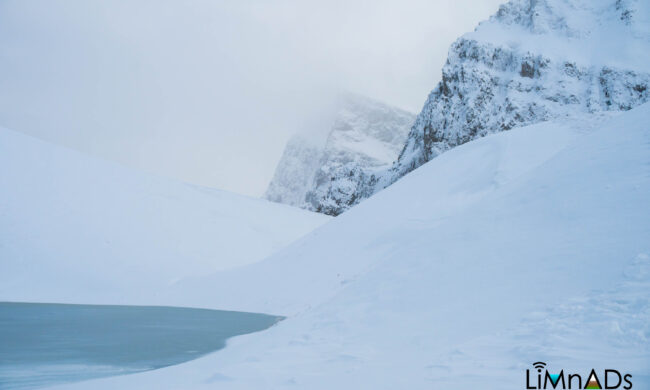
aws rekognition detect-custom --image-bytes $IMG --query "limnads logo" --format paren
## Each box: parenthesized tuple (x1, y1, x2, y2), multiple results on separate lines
(525, 362, 633, 389)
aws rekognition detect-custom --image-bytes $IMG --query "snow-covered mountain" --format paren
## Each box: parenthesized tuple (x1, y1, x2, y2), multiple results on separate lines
(0, 127, 329, 305)
(264, 93, 414, 216)
(331, 0, 650, 211)
(55, 102, 650, 390)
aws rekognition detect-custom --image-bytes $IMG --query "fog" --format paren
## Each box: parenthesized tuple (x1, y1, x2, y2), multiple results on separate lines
(0, 0, 502, 196)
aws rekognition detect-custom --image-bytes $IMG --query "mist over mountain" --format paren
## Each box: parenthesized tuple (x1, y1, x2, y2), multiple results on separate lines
(264, 93, 414, 215)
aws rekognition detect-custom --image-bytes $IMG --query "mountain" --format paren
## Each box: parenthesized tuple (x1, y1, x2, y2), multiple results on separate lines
(56, 102, 650, 390)
(264, 93, 415, 216)
(0, 127, 329, 305)
(331, 0, 650, 211)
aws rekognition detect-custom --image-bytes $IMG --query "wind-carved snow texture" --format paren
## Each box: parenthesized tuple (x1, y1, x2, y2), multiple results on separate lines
(320, 0, 650, 213)
(424, 252, 650, 388)
(264, 93, 414, 216)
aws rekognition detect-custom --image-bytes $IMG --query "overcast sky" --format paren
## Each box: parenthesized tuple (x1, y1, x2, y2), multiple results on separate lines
(0, 0, 503, 196)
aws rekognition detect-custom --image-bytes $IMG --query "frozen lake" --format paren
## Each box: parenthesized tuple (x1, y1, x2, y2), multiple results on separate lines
(0, 302, 282, 389)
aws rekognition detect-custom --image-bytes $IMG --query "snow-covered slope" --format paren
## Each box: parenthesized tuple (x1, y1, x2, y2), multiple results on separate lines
(56, 103, 650, 389)
(264, 93, 414, 215)
(0, 127, 329, 305)
(334, 0, 650, 210)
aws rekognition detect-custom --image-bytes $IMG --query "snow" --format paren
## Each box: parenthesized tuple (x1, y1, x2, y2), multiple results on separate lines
(47, 102, 650, 389)
(0, 127, 330, 306)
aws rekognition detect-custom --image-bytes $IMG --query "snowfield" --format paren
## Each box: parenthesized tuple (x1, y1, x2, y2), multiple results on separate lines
(0, 127, 330, 306)
(45, 102, 650, 389)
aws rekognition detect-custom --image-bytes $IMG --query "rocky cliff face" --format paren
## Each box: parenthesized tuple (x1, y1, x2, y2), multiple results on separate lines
(264, 93, 415, 215)
(392, 0, 650, 178)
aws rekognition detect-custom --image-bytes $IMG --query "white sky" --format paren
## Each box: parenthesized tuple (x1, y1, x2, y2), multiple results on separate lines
(0, 0, 503, 196)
